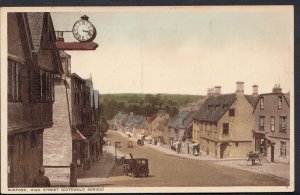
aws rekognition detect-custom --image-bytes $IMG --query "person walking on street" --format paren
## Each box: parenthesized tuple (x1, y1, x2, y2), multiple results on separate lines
(32, 167, 51, 187)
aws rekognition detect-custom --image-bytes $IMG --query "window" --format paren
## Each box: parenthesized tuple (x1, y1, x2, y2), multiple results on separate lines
(235, 142, 239, 147)
(278, 96, 283, 109)
(280, 141, 286, 156)
(260, 97, 264, 109)
(259, 116, 265, 131)
(229, 108, 235, 117)
(30, 69, 54, 102)
(222, 123, 229, 135)
(279, 116, 287, 132)
(8, 59, 22, 102)
(270, 116, 275, 132)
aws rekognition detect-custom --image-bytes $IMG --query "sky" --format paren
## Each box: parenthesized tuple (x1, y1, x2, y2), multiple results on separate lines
(51, 6, 293, 95)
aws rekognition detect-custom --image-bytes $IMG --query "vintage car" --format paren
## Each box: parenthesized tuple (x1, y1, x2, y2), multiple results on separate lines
(137, 139, 144, 146)
(124, 158, 149, 177)
(117, 156, 149, 177)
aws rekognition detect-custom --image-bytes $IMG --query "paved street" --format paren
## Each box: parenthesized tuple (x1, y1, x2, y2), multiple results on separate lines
(103, 130, 289, 187)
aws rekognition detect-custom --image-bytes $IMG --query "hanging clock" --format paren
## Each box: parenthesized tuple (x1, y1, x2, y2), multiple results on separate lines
(72, 15, 97, 42)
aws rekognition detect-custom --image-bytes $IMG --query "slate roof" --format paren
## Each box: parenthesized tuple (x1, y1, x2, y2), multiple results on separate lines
(27, 12, 44, 52)
(245, 95, 258, 108)
(168, 111, 196, 130)
(194, 94, 236, 122)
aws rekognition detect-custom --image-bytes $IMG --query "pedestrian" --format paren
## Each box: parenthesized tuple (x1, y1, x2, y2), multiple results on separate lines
(32, 167, 51, 187)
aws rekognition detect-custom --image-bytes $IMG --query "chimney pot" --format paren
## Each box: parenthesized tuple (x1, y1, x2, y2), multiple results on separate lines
(214, 86, 222, 95)
(252, 84, 258, 97)
(236, 81, 244, 95)
(272, 84, 282, 93)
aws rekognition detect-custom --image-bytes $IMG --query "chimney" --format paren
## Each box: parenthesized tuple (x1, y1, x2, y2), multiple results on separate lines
(272, 84, 282, 93)
(55, 31, 64, 42)
(252, 84, 258, 97)
(207, 88, 214, 96)
(214, 86, 222, 95)
(236, 81, 244, 95)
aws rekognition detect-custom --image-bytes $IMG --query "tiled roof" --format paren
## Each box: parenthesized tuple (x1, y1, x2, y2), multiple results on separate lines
(245, 95, 258, 108)
(194, 94, 236, 122)
(168, 111, 196, 130)
(27, 12, 44, 52)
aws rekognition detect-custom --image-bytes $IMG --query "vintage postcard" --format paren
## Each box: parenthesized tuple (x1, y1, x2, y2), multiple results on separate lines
(0, 6, 294, 193)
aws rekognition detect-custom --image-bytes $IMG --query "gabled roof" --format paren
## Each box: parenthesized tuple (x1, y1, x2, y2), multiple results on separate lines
(27, 12, 63, 74)
(253, 92, 290, 112)
(27, 12, 44, 52)
(169, 111, 196, 130)
(245, 95, 259, 108)
(194, 94, 236, 122)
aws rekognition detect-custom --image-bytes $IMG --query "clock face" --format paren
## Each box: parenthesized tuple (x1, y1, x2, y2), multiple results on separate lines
(72, 19, 96, 42)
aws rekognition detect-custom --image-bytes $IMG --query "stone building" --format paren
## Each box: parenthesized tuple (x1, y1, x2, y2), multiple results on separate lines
(7, 12, 62, 187)
(252, 85, 290, 163)
(169, 111, 196, 154)
(193, 82, 257, 158)
(148, 112, 170, 145)
(43, 49, 91, 180)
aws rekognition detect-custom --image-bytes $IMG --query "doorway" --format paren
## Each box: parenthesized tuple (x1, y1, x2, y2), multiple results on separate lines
(220, 143, 228, 159)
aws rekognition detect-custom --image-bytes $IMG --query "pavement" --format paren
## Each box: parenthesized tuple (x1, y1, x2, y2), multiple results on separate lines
(50, 145, 116, 187)
(113, 130, 290, 182)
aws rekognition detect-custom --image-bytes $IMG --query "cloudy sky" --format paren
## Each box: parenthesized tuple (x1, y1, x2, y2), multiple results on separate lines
(51, 6, 293, 95)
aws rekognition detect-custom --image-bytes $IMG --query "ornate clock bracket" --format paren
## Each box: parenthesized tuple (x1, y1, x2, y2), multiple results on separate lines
(55, 31, 98, 50)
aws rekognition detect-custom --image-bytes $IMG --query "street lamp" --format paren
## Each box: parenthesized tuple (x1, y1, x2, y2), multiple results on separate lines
(115, 142, 120, 162)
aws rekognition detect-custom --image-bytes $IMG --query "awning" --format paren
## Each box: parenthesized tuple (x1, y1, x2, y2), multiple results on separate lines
(73, 129, 87, 141)
(253, 132, 266, 139)
(189, 143, 199, 147)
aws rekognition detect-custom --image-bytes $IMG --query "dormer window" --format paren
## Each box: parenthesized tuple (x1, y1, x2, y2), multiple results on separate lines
(260, 97, 264, 109)
(278, 95, 282, 109)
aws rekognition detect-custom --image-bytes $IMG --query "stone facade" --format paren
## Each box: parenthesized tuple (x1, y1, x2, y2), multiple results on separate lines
(193, 83, 256, 158)
(252, 86, 290, 163)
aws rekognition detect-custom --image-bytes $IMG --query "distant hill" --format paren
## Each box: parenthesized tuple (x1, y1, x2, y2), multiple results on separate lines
(99, 93, 206, 120)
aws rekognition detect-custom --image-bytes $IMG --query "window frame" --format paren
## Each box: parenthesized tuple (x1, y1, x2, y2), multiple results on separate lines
(222, 123, 229, 135)
(259, 116, 265, 131)
(279, 116, 287, 133)
(8, 58, 22, 102)
(270, 116, 275, 132)
(229, 108, 235, 117)
(280, 141, 286, 157)
(260, 97, 264, 110)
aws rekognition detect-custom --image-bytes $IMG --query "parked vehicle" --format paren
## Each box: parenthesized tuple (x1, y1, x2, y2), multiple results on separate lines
(137, 139, 144, 146)
(117, 155, 149, 177)
(124, 158, 149, 177)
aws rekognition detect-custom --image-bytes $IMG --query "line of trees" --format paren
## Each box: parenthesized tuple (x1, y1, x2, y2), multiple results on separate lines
(100, 94, 202, 120)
